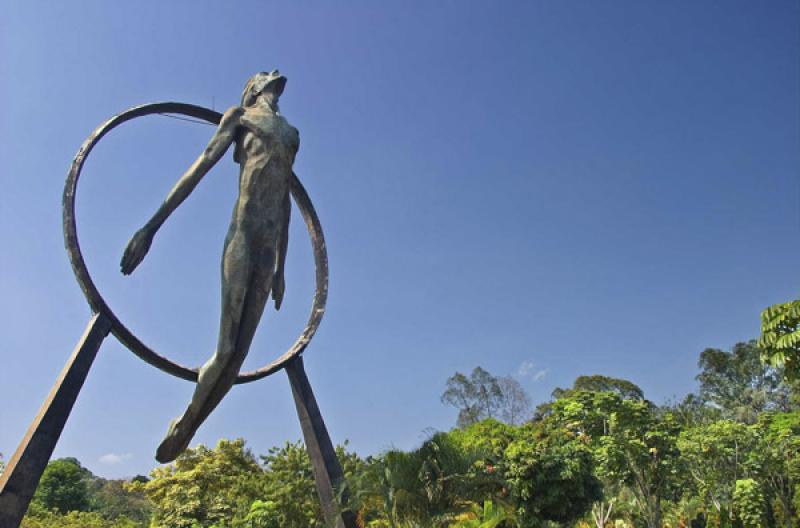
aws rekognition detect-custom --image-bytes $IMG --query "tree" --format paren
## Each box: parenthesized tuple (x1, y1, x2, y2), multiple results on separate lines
(442, 368, 505, 428)
(537, 375, 644, 420)
(552, 375, 644, 401)
(449, 419, 516, 462)
(350, 432, 494, 527)
(545, 390, 683, 528)
(90, 479, 152, 524)
(677, 420, 758, 521)
(759, 300, 800, 382)
(504, 422, 602, 527)
(697, 341, 792, 423)
(497, 376, 532, 425)
(596, 405, 684, 528)
(128, 438, 264, 527)
(258, 440, 364, 528)
(661, 393, 722, 428)
(32, 457, 92, 514)
(258, 441, 322, 528)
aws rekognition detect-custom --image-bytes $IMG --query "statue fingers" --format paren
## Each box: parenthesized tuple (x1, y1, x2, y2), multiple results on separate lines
(121, 243, 142, 275)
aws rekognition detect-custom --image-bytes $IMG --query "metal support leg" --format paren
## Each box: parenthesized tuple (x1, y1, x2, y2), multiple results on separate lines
(285, 356, 357, 528)
(0, 313, 111, 528)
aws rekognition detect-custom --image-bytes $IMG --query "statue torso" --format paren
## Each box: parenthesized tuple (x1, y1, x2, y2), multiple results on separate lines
(232, 108, 298, 232)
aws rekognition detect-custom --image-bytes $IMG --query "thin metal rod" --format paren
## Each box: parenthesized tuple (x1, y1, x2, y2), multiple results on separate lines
(0, 313, 111, 528)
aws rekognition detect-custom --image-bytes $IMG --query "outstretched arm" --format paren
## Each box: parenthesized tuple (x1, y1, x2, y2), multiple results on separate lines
(120, 106, 243, 275)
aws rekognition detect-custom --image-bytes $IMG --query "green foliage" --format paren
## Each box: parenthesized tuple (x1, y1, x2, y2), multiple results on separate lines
(257, 440, 323, 527)
(21, 509, 140, 528)
(239, 500, 280, 528)
(89, 479, 152, 524)
(31, 457, 92, 514)
(597, 408, 683, 528)
(553, 375, 644, 401)
(504, 423, 602, 526)
(661, 393, 723, 428)
(697, 341, 792, 424)
(677, 420, 758, 517)
(449, 419, 516, 462)
(544, 389, 683, 528)
(351, 432, 494, 527)
(733, 479, 767, 528)
(748, 412, 800, 526)
(759, 300, 800, 382)
(13, 337, 800, 528)
(258, 440, 363, 528)
(128, 438, 264, 528)
(450, 500, 518, 527)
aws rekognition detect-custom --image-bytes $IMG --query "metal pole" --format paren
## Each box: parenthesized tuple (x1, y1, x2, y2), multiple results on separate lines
(285, 356, 357, 528)
(0, 313, 111, 528)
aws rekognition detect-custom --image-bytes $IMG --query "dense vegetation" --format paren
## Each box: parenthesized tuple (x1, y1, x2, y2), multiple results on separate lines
(4, 301, 799, 528)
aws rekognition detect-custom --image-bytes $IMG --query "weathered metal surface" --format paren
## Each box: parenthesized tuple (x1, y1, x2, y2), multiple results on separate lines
(0, 313, 112, 528)
(63, 102, 328, 384)
(286, 356, 357, 528)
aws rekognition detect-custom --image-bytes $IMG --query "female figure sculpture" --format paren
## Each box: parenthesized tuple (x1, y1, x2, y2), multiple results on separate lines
(120, 71, 298, 463)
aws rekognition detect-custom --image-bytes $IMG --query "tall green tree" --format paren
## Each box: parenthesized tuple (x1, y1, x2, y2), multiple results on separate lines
(596, 405, 683, 528)
(537, 375, 644, 420)
(31, 457, 92, 514)
(697, 341, 792, 423)
(552, 375, 644, 401)
(545, 390, 683, 528)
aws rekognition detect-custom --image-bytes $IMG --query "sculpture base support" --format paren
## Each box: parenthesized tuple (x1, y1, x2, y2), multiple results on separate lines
(0, 313, 111, 528)
(285, 356, 357, 528)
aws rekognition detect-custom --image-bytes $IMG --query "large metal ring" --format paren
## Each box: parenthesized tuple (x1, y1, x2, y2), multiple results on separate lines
(63, 102, 328, 384)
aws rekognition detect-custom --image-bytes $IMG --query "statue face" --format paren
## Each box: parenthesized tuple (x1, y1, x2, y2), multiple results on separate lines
(252, 70, 286, 98)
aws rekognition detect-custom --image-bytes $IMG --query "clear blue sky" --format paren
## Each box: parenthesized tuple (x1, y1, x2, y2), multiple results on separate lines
(1, 1, 797, 479)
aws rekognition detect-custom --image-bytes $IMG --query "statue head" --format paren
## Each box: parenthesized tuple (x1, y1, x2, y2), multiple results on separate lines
(241, 70, 287, 108)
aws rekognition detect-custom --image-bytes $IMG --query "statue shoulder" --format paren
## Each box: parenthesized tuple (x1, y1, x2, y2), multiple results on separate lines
(220, 106, 244, 128)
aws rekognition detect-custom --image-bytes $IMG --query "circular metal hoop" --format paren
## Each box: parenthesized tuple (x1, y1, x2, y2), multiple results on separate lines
(63, 102, 328, 384)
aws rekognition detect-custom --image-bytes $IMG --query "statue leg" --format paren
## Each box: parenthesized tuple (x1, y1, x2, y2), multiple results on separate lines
(156, 230, 273, 462)
(188, 253, 274, 429)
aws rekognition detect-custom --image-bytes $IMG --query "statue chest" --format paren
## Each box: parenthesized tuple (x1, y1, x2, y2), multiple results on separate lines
(240, 112, 299, 157)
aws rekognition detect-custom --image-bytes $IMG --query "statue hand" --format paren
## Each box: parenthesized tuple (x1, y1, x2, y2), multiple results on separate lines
(120, 227, 154, 275)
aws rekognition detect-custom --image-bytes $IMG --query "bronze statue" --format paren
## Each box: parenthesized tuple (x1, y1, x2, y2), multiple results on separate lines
(120, 70, 299, 463)
(2, 76, 356, 527)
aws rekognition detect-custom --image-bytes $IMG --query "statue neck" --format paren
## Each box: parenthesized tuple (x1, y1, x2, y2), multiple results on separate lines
(256, 95, 279, 114)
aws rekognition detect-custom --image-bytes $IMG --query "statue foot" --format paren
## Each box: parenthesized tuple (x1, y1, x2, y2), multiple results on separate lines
(155, 418, 192, 463)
